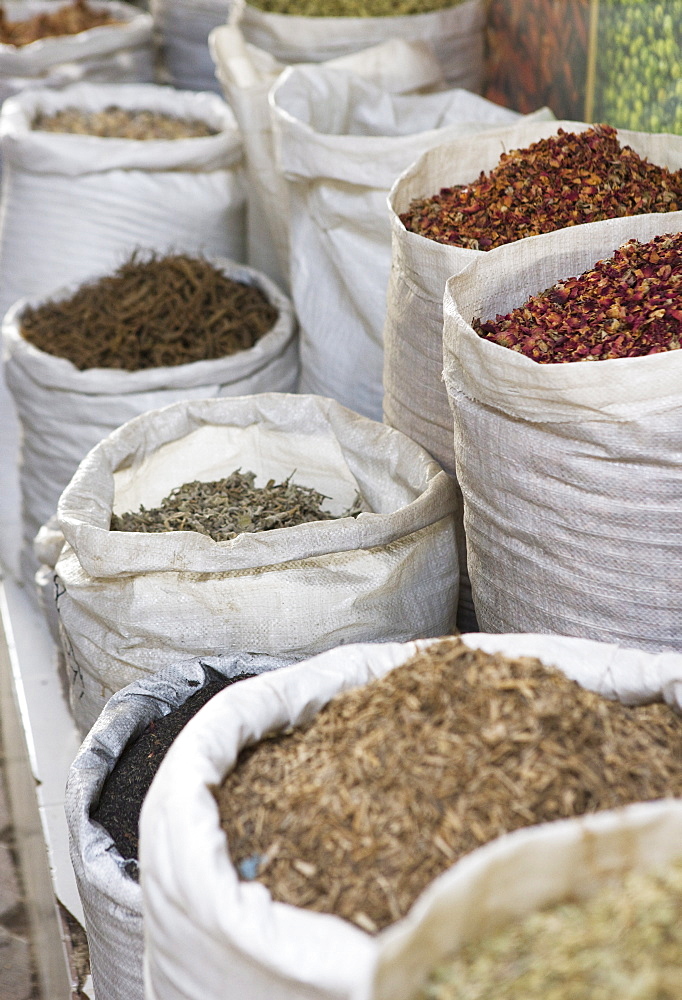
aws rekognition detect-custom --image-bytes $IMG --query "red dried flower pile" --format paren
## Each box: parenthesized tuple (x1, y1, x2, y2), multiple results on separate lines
(400, 125, 682, 250)
(473, 231, 682, 363)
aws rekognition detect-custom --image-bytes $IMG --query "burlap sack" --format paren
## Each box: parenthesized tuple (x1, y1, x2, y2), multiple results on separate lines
(54, 393, 458, 733)
(442, 211, 682, 651)
(139, 631, 682, 1000)
(383, 120, 682, 630)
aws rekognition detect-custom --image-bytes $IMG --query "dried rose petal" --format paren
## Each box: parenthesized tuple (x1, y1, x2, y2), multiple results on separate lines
(473, 231, 682, 363)
(401, 126, 682, 250)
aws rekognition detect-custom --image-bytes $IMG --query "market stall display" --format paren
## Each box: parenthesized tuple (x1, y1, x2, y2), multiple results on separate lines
(0, 4, 680, 996)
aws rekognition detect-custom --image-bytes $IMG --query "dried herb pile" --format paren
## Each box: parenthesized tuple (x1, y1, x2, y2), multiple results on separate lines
(33, 107, 217, 140)
(0, 0, 118, 46)
(216, 637, 682, 933)
(247, 0, 461, 15)
(92, 667, 255, 880)
(20, 254, 279, 371)
(111, 470, 362, 541)
(400, 125, 682, 250)
(474, 231, 682, 363)
(418, 858, 682, 999)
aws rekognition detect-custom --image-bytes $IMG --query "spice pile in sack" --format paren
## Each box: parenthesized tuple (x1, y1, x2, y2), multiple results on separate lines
(92, 666, 256, 879)
(19, 253, 278, 370)
(33, 106, 217, 139)
(216, 636, 682, 933)
(111, 470, 363, 540)
(416, 858, 682, 999)
(400, 124, 682, 248)
(474, 231, 682, 362)
(0, 0, 120, 45)
(246, 0, 462, 12)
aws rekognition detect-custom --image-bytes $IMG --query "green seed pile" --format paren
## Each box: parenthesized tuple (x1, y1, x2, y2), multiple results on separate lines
(418, 858, 682, 1000)
(596, 0, 682, 135)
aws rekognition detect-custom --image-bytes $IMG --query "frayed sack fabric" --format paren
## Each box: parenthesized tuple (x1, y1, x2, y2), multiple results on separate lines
(0, 0, 154, 105)
(369, 797, 682, 1000)
(210, 26, 444, 290)
(4, 258, 296, 585)
(442, 212, 682, 651)
(139, 632, 682, 1000)
(151, 0, 231, 92)
(234, 0, 485, 90)
(0, 81, 247, 320)
(383, 119, 682, 632)
(53, 393, 458, 734)
(271, 64, 523, 421)
(66, 652, 287, 1000)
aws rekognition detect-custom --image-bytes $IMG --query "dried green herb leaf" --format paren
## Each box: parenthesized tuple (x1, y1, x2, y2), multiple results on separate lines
(111, 469, 363, 541)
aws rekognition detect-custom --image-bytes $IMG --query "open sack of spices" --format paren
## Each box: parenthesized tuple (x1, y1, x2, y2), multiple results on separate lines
(232, 0, 485, 89)
(151, 0, 231, 93)
(485, 0, 682, 135)
(210, 28, 445, 290)
(269, 63, 537, 421)
(370, 801, 682, 1000)
(138, 631, 682, 1000)
(52, 392, 458, 734)
(5, 252, 296, 586)
(0, 0, 153, 104)
(383, 119, 682, 632)
(442, 212, 682, 651)
(66, 651, 290, 1000)
(0, 79, 246, 320)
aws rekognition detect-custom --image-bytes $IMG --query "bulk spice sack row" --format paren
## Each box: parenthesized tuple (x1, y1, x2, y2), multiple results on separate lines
(1, 8, 674, 1000)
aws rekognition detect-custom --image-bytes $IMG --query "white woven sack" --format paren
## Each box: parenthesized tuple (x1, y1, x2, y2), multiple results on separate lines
(442, 211, 682, 651)
(383, 119, 682, 631)
(368, 797, 682, 1000)
(151, 0, 231, 92)
(234, 0, 485, 90)
(66, 652, 287, 1000)
(271, 65, 523, 422)
(54, 393, 458, 733)
(4, 257, 295, 585)
(0, 1, 154, 103)
(210, 26, 445, 290)
(0, 80, 247, 320)
(139, 631, 682, 1000)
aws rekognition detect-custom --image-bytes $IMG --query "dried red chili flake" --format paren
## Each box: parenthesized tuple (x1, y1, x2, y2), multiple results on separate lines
(473, 231, 682, 363)
(400, 125, 682, 250)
